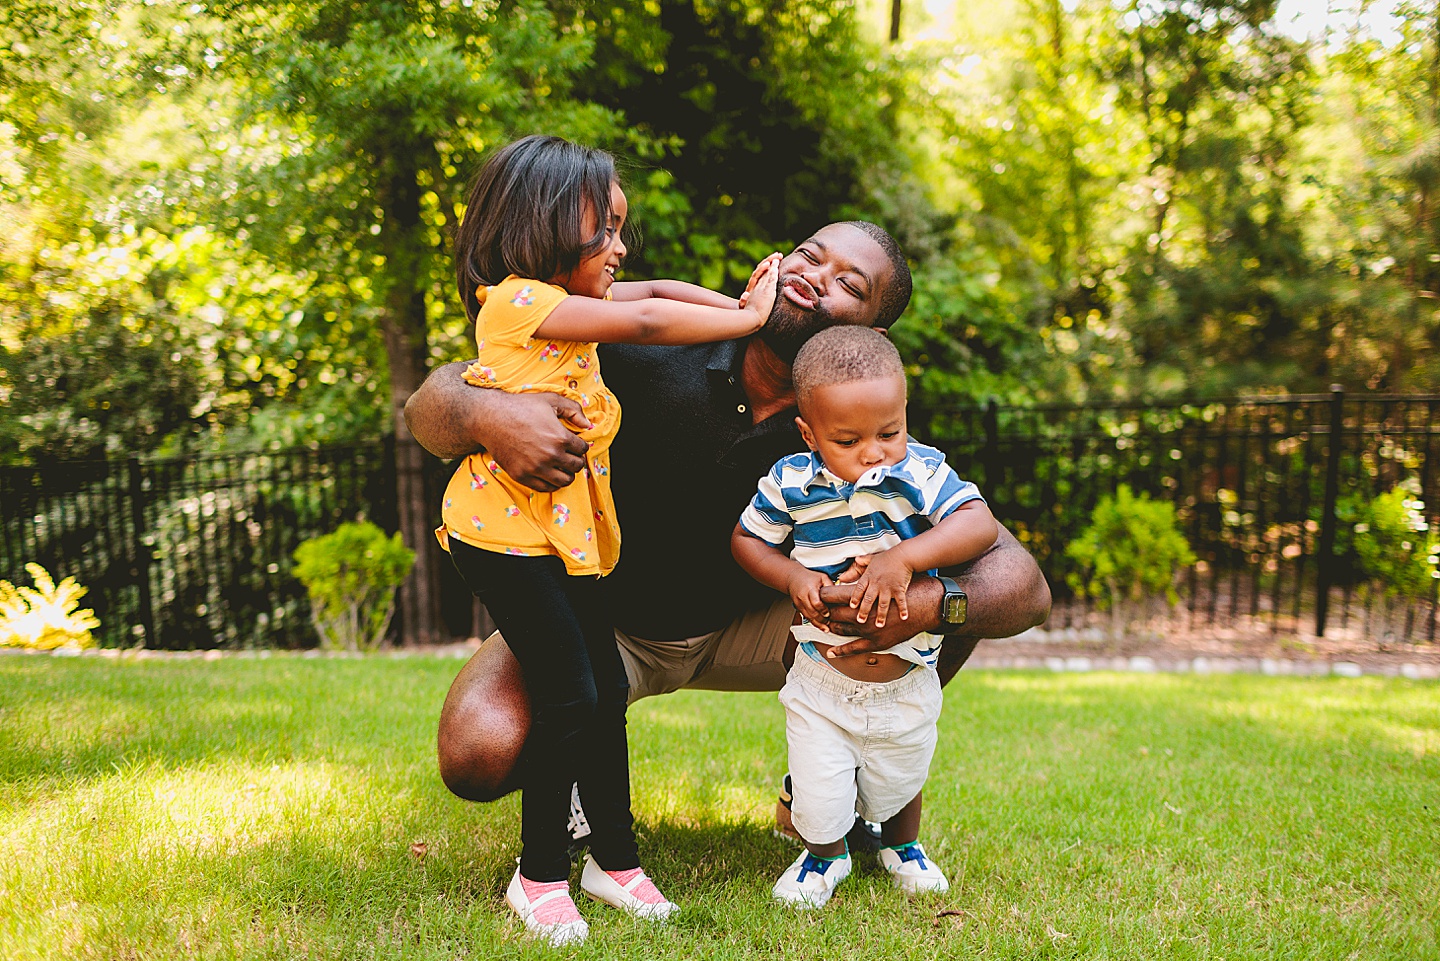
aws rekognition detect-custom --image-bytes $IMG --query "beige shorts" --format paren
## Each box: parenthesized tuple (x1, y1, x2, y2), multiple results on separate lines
(614, 597, 797, 703)
(780, 651, 942, 845)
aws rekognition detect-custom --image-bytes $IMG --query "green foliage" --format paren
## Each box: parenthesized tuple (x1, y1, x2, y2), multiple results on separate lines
(1347, 483, 1439, 599)
(0, 563, 99, 650)
(7, 0, 1440, 463)
(291, 521, 414, 651)
(1065, 484, 1197, 615)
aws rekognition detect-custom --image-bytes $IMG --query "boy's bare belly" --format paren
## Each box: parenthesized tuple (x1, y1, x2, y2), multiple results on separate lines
(809, 641, 913, 682)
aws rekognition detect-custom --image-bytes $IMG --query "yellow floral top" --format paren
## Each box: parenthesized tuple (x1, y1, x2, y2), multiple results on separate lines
(436, 276, 621, 576)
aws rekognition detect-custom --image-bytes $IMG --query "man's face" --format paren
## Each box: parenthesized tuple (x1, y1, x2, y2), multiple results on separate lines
(761, 223, 894, 364)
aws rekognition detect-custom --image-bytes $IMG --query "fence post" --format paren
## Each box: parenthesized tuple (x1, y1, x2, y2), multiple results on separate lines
(1314, 385, 1345, 637)
(127, 457, 157, 648)
(981, 398, 1001, 491)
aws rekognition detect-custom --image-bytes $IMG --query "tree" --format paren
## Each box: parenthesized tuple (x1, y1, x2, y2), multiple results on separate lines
(186, 0, 629, 641)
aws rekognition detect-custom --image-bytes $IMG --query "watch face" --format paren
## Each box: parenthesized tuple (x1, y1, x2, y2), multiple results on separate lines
(944, 592, 967, 626)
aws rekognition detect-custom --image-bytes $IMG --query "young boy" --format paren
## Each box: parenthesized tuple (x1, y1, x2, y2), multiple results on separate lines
(730, 325, 998, 908)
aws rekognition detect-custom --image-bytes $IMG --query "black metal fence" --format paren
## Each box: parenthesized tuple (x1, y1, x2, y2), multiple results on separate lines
(1, 442, 398, 648)
(916, 389, 1440, 643)
(4, 390, 1439, 648)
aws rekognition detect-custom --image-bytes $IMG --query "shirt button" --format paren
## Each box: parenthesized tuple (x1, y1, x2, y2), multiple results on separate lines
(737, 404, 747, 414)
(568, 379, 579, 389)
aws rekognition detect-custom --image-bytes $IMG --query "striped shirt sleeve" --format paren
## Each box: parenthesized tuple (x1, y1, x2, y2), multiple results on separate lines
(920, 458, 984, 524)
(738, 466, 795, 546)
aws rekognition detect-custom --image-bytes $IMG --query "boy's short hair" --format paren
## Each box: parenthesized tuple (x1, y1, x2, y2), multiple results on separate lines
(792, 326, 906, 411)
(454, 135, 621, 323)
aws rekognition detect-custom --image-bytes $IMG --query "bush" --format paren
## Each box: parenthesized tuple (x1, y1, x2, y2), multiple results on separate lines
(0, 564, 100, 650)
(1065, 485, 1197, 636)
(1349, 483, 1438, 600)
(292, 522, 414, 651)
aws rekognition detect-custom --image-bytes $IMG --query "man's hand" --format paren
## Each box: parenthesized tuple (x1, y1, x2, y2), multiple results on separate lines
(818, 574, 942, 659)
(820, 525, 1054, 661)
(488, 393, 592, 492)
(835, 549, 914, 628)
(787, 568, 833, 631)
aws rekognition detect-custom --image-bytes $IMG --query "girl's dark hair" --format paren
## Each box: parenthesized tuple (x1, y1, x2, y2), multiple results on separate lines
(454, 135, 619, 322)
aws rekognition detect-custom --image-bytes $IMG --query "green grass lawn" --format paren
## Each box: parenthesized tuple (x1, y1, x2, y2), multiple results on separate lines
(1, 654, 1436, 960)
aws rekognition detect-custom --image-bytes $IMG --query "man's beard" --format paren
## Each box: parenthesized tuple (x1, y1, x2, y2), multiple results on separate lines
(758, 294, 836, 364)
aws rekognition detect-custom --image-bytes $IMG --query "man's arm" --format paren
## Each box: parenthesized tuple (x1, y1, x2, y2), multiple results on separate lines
(818, 523, 1050, 657)
(402, 361, 589, 492)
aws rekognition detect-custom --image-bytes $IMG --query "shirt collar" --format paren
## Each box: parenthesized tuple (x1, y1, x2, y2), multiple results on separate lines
(800, 447, 920, 493)
(705, 337, 747, 383)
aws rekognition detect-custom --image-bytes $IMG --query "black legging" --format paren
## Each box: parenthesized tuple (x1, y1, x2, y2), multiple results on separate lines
(448, 540, 639, 881)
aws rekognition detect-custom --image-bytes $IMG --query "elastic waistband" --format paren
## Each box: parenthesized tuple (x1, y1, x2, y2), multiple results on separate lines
(788, 647, 935, 702)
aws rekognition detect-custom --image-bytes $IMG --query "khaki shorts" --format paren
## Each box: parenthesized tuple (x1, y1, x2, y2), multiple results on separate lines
(781, 651, 942, 845)
(614, 597, 797, 703)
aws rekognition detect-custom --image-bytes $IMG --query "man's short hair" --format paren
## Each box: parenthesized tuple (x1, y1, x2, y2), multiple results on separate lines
(838, 220, 912, 328)
(792, 326, 906, 410)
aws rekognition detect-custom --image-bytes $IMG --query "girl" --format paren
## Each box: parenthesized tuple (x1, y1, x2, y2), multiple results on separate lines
(437, 135, 778, 946)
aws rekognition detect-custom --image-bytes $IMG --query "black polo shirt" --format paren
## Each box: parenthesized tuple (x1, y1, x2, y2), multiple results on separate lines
(595, 338, 800, 639)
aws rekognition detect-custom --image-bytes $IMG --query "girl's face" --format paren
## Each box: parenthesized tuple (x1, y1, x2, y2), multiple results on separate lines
(553, 182, 628, 299)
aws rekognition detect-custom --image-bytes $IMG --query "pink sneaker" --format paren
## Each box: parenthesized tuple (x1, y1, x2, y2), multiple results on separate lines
(505, 869, 588, 946)
(579, 855, 679, 920)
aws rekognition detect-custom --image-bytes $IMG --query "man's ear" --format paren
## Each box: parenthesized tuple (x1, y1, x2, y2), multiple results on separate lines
(795, 416, 819, 452)
(874, 327, 889, 337)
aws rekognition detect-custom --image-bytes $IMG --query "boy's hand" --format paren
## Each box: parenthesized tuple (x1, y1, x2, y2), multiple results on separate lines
(787, 568, 833, 631)
(842, 549, 915, 628)
(738, 253, 782, 311)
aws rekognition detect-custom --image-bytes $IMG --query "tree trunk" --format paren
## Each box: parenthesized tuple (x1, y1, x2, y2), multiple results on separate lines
(379, 153, 442, 646)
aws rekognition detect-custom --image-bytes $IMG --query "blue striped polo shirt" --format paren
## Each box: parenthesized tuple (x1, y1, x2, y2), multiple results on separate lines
(738, 442, 984, 670)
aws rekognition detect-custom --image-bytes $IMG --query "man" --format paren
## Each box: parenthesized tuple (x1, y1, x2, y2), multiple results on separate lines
(404, 220, 1051, 804)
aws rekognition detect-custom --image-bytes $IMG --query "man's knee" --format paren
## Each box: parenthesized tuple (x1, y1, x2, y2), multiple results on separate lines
(436, 634, 530, 802)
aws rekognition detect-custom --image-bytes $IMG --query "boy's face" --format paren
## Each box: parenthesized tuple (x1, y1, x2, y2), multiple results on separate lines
(795, 374, 908, 484)
(553, 181, 628, 299)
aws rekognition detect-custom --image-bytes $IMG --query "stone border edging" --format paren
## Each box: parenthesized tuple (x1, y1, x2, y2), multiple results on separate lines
(5, 645, 1437, 679)
(967, 653, 1439, 679)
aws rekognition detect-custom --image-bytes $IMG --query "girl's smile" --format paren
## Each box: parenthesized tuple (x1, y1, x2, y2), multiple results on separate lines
(553, 181, 628, 299)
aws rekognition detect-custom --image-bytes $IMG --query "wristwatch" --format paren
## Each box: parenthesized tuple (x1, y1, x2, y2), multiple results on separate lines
(937, 576, 968, 632)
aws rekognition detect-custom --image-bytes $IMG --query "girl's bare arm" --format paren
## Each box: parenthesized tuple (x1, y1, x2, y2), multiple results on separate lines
(534, 262, 777, 345)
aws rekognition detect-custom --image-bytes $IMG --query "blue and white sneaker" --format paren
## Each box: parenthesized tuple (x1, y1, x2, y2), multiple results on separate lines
(772, 849, 852, 908)
(878, 841, 949, 894)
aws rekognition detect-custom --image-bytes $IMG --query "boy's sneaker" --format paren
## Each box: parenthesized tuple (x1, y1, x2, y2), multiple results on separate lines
(771, 849, 852, 909)
(579, 854, 679, 920)
(505, 868, 589, 947)
(774, 774, 882, 852)
(878, 842, 950, 894)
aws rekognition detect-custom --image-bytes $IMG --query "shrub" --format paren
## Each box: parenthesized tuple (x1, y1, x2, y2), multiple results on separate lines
(1349, 483, 1438, 600)
(1065, 485, 1197, 636)
(0, 564, 100, 650)
(292, 522, 415, 651)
